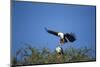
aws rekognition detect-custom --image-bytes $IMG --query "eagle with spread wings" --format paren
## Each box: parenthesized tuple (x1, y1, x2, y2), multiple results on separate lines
(45, 28, 76, 45)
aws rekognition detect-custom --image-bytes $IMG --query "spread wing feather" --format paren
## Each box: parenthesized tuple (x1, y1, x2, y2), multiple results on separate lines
(45, 28, 58, 36)
(65, 33, 76, 42)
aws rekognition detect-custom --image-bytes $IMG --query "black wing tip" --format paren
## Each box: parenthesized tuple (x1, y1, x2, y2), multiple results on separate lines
(70, 33, 76, 42)
(70, 33, 76, 41)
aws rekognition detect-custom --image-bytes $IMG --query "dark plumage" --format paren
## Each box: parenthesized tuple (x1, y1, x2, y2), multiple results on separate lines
(45, 28, 58, 36)
(64, 33, 76, 42)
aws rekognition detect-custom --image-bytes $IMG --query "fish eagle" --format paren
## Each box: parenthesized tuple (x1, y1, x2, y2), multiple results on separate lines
(45, 28, 76, 45)
(56, 46, 64, 55)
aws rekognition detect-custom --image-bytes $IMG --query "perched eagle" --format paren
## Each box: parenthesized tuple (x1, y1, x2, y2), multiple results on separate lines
(45, 28, 76, 45)
(56, 46, 64, 55)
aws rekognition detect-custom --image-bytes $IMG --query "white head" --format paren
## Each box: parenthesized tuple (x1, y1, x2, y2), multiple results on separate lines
(56, 46, 62, 53)
(58, 32, 64, 39)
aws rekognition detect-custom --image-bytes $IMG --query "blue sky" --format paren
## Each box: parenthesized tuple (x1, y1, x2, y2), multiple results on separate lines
(12, 1, 96, 56)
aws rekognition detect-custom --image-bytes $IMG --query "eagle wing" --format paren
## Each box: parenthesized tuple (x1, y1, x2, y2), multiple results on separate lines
(64, 33, 76, 42)
(45, 28, 58, 36)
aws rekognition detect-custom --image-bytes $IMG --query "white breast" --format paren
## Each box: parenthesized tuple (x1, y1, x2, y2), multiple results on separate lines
(58, 32, 64, 38)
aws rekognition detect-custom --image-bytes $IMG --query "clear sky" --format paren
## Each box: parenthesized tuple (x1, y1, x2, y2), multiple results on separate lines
(12, 1, 96, 56)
